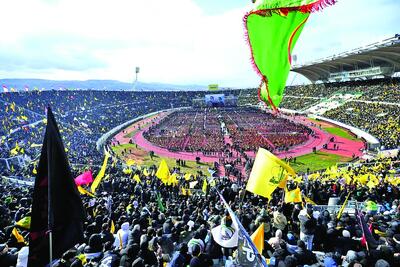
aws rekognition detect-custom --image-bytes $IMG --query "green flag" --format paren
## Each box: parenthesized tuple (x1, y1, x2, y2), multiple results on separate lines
(245, 0, 335, 110)
(156, 193, 165, 213)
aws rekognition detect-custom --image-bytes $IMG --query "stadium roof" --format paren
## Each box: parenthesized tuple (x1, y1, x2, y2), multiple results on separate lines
(291, 35, 400, 82)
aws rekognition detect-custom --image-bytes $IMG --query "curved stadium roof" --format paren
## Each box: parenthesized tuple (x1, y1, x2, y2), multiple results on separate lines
(291, 35, 400, 82)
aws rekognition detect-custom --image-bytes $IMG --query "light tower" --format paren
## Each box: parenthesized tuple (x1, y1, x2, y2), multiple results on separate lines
(133, 67, 140, 91)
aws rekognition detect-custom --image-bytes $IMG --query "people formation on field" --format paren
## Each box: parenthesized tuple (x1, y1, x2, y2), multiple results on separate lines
(1, 152, 400, 266)
(144, 107, 312, 155)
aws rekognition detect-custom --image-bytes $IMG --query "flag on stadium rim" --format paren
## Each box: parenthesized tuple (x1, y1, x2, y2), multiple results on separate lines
(28, 106, 85, 267)
(24, 85, 29, 92)
(2, 85, 9, 93)
(215, 190, 268, 267)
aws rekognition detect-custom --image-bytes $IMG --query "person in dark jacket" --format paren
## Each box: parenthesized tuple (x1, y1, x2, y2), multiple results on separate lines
(294, 240, 318, 266)
(189, 242, 213, 267)
(169, 243, 191, 267)
(0, 244, 17, 267)
(138, 240, 158, 266)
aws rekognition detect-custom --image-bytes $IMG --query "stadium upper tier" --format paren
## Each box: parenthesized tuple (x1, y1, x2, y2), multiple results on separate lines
(292, 35, 400, 82)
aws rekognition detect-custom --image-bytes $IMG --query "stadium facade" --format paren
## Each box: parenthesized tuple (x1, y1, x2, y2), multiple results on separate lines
(292, 35, 400, 82)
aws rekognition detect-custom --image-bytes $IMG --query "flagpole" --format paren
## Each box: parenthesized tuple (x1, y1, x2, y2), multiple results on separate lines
(46, 106, 53, 267)
(355, 204, 370, 254)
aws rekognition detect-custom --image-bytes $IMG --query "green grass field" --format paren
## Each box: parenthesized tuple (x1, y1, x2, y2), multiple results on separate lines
(111, 144, 212, 175)
(323, 127, 359, 140)
(291, 151, 352, 173)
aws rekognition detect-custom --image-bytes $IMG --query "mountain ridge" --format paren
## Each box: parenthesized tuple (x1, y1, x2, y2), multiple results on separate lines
(0, 78, 212, 91)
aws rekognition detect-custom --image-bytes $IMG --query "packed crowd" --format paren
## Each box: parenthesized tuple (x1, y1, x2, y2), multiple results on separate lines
(0, 149, 399, 266)
(0, 90, 227, 174)
(279, 97, 321, 111)
(324, 102, 400, 150)
(1, 82, 400, 267)
(144, 107, 312, 155)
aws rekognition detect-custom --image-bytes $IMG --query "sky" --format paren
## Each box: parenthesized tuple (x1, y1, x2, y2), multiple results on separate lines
(0, 0, 399, 88)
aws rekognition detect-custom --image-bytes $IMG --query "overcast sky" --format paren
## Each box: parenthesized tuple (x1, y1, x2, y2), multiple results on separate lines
(0, 0, 399, 87)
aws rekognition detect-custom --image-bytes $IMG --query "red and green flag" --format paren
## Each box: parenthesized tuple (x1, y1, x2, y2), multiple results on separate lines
(245, 0, 335, 110)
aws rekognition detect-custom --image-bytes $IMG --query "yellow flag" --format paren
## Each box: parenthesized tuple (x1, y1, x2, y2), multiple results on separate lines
(12, 227, 25, 243)
(246, 148, 295, 199)
(202, 178, 207, 193)
(91, 152, 110, 193)
(133, 174, 141, 183)
(366, 175, 379, 189)
(16, 216, 31, 229)
(181, 187, 187, 196)
(303, 195, 316, 206)
(357, 174, 368, 185)
(77, 186, 96, 197)
(251, 223, 264, 254)
(10, 142, 20, 156)
(210, 180, 216, 187)
(76, 254, 87, 265)
(143, 168, 149, 177)
(156, 159, 170, 183)
(284, 188, 302, 203)
(32, 167, 37, 175)
(184, 173, 192, 181)
(10, 102, 16, 112)
(126, 159, 135, 166)
(278, 174, 288, 189)
(169, 173, 178, 186)
(337, 192, 351, 220)
(308, 172, 320, 181)
(123, 167, 132, 174)
(110, 220, 115, 234)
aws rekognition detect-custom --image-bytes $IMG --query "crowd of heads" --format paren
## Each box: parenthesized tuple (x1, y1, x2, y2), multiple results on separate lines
(324, 102, 400, 150)
(1, 151, 400, 266)
(0, 79, 399, 266)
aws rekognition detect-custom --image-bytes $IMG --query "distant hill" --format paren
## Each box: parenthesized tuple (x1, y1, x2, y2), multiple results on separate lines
(0, 79, 210, 91)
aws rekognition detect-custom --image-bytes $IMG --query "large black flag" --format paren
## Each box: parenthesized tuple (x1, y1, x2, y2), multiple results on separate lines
(28, 107, 86, 266)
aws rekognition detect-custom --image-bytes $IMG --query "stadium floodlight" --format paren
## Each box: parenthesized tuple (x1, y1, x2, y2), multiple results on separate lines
(133, 67, 140, 91)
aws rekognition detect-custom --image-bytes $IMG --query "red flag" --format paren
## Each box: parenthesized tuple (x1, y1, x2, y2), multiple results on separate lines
(74, 171, 93, 186)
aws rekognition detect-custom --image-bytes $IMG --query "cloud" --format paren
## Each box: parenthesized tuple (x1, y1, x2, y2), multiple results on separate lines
(0, 0, 398, 87)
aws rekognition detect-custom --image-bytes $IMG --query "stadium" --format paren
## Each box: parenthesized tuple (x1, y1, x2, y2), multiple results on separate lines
(1, 1, 400, 267)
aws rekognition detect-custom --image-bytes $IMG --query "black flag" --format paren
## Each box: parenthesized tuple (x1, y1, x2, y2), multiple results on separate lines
(28, 107, 86, 266)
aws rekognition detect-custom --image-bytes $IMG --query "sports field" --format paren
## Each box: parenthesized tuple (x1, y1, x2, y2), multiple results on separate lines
(291, 151, 352, 173)
(323, 127, 359, 140)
